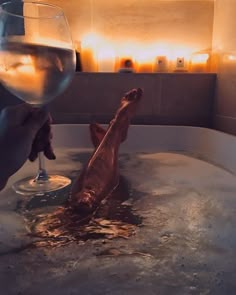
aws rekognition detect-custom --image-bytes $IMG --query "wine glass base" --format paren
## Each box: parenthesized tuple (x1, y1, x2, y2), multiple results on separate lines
(12, 175, 71, 195)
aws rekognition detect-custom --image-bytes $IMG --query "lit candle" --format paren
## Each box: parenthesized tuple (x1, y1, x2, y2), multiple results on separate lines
(135, 47, 154, 73)
(153, 56, 168, 72)
(190, 53, 209, 72)
(97, 47, 115, 72)
(81, 46, 97, 72)
(173, 56, 189, 72)
(81, 34, 98, 72)
(137, 60, 153, 73)
(116, 56, 136, 73)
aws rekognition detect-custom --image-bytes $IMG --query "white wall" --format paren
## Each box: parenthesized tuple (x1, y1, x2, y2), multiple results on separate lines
(41, 0, 214, 54)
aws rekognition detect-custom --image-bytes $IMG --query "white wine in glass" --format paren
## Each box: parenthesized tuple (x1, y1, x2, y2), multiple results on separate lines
(0, 1, 76, 194)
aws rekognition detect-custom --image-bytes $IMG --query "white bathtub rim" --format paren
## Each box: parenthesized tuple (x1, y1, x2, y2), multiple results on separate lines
(51, 124, 236, 175)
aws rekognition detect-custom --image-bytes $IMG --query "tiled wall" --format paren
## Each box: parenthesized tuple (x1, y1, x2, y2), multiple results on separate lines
(212, 0, 236, 135)
(0, 73, 216, 127)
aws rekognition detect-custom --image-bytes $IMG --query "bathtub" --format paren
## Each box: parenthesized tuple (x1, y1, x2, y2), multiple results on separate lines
(0, 124, 236, 295)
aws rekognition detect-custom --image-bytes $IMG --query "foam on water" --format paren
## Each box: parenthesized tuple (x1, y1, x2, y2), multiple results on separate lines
(1, 149, 236, 294)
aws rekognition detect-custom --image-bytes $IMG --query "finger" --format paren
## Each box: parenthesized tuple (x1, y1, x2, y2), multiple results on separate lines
(28, 114, 56, 161)
(29, 141, 56, 161)
(28, 127, 47, 159)
(25, 108, 49, 138)
(44, 143, 56, 160)
(28, 149, 38, 162)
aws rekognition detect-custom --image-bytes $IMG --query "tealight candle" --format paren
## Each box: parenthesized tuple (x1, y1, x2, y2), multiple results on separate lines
(173, 57, 189, 72)
(116, 57, 136, 73)
(153, 56, 168, 72)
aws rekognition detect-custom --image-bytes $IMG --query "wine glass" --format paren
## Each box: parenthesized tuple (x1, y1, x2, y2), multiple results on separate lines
(0, 1, 76, 195)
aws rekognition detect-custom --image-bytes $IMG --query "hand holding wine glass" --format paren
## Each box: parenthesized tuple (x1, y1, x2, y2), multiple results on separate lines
(0, 1, 76, 194)
(0, 104, 49, 191)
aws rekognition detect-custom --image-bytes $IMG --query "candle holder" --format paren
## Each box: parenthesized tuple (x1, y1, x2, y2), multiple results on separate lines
(153, 56, 169, 72)
(116, 57, 136, 73)
(173, 57, 189, 72)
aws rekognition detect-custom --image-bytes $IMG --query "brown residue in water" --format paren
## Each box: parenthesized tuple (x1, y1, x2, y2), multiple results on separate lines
(27, 176, 143, 248)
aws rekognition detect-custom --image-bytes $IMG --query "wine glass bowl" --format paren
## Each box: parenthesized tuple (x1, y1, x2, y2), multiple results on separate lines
(0, 1, 76, 107)
(0, 41, 75, 107)
(0, 1, 76, 194)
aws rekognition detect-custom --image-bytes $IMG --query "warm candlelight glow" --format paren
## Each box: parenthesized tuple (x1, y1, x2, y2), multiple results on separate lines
(81, 33, 99, 72)
(97, 45, 115, 72)
(191, 53, 209, 63)
(190, 53, 209, 72)
(116, 57, 136, 73)
(114, 42, 139, 72)
(18, 56, 36, 74)
(169, 46, 191, 72)
(78, 33, 212, 73)
(137, 62, 153, 73)
(135, 45, 155, 73)
(225, 54, 236, 61)
(0, 55, 44, 96)
(153, 56, 169, 72)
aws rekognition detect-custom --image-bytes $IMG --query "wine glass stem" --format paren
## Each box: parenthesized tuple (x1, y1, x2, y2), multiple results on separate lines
(35, 152, 49, 183)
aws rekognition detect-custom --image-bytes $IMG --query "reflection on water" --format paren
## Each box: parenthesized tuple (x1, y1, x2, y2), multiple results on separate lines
(17, 176, 143, 248)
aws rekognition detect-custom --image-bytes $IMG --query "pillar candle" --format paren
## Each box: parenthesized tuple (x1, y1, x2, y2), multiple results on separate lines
(97, 47, 115, 72)
(81, 46, 97, 72)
